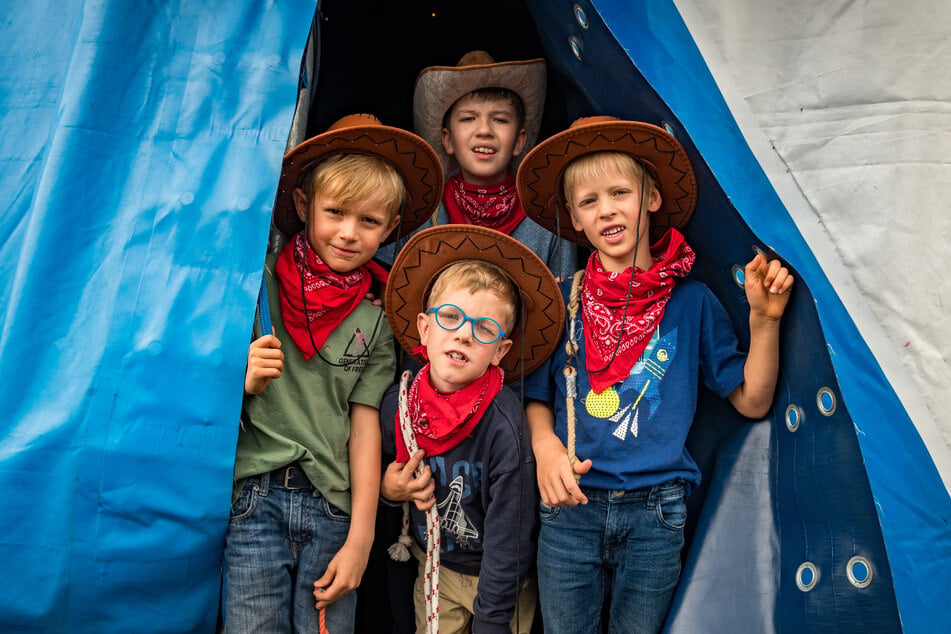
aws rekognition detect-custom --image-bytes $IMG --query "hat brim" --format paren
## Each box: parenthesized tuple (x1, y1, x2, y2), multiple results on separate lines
(413, 59, 546, 177)
(273, 124, 443, 244)
(517, 120, 698, 246)
(385, 225, 565, 381)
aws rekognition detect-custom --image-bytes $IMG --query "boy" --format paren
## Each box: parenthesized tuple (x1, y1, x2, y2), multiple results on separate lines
(378, 50, 577, 280)
(379, 225, 565, 633)
(224, 114, 442, 633)
(515, 116, 794, 633)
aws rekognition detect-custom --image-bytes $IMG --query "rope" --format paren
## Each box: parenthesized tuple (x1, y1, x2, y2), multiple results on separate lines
(389, 371, 440, 634)
(564, 271, 585, 482)
(318, 606, 329, 634)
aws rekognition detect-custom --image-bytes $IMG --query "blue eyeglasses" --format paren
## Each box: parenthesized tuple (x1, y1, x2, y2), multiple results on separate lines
(426, 304, 507, 344)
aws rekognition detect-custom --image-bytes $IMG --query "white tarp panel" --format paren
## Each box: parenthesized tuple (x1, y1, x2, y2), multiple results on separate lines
(679, 0, 951, 483)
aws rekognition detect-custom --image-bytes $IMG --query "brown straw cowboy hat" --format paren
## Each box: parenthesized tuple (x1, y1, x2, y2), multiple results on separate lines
(273, 113, 444, 243)
(413, 50, 546, 176)
(516, 116, 698, 246)
(385, 225, 565, 380)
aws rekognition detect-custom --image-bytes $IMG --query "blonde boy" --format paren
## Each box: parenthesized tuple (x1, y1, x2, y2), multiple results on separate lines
(516, 117, 794, 633)
(224, 115, 441, 633)
(379, 226, 564, 633)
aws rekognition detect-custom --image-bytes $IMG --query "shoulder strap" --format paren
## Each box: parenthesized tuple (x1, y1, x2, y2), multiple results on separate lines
(258, 276, 273, 336)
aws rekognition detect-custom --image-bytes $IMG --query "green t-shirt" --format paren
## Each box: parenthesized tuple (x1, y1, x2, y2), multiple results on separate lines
(234, 254, 395, 514)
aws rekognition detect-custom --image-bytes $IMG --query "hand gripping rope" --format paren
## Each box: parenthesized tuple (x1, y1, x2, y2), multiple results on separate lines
(388, 371, 440, 634)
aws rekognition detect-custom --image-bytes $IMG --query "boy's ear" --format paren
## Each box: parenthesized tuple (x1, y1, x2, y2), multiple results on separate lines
(416, 312, 430, 346)
(292, 187, 309, 222)
(490, 338, 514, 367)
(647, 187, 662, 213)
(511, 128, 528, 158)
(441, 128, 455, 156)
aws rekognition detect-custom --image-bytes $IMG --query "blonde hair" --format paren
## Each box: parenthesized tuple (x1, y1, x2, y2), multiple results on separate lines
(562, 151, 658, 205)
(302, 153, 407, 220)
(426, 260, 519, 333)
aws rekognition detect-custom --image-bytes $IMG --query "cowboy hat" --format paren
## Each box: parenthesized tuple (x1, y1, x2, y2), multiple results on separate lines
(516, 116, 698, 246)
(413, 51, 546, 176)
(385, 225, 565, 380)
(273, 113, 443, 243)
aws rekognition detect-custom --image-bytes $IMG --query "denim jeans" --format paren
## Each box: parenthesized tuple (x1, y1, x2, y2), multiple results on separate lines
(537, 479, 686, 634)
(223, 470, 355, 634)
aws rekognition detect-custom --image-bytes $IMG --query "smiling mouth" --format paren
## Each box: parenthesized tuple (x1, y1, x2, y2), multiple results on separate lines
(472, 147, 497, 155)
(602, 226, 624, 237)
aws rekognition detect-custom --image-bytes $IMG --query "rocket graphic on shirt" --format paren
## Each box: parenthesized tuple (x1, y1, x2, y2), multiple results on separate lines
(437, 475, 479, 546)
(582, 328, 679, 441)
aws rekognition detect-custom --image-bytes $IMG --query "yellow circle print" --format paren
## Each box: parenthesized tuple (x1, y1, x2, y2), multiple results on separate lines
(585, 387, 620, 418)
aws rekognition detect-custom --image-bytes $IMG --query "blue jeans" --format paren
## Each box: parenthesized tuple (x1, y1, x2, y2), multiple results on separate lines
(223, 469, 355, 634)
(537, 480, 686, 634)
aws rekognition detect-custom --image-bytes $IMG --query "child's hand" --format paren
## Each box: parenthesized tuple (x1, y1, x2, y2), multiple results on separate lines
(744, 253, 794, 322)
(244, 334, 284, 395)
(534, 435, 591, 507)
(364, 291, 382, 307)
(313, 542, 368, 609)
(381, 450, 436, 511)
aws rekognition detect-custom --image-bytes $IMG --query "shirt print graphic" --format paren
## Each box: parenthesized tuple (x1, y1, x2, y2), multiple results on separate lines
(339, 326, 371, 372)
(582, 328, 679, 442)
(437, 475, 479, 546)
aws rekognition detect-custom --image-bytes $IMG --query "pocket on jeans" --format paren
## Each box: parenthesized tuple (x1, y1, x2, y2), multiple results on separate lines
(538, 499, 561, 522)
(656, 488, 687, 531)
(320, 496, 352, 523)
(229, 480, 258, 522)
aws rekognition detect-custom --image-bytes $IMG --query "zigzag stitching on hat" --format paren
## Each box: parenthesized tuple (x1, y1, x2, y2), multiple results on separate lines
(392, 235, 561, 367)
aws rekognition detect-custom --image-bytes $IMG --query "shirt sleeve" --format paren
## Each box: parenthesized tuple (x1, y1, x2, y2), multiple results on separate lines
(698, 288, 747, 398)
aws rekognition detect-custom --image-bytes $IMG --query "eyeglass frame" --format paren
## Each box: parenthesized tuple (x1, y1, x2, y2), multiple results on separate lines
(425, 303, 508, 345)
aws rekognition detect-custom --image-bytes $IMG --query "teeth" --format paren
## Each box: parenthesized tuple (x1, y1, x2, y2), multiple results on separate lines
(473, 148, 496, 155)
(448, 351, 466, 362)
(603, 227, 623, 236)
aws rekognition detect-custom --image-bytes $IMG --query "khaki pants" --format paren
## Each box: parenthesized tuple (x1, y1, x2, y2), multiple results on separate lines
(411, 544, 537, 634)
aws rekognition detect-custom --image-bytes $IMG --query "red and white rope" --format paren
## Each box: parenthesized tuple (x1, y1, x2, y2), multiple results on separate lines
(391, 370, 440, 633)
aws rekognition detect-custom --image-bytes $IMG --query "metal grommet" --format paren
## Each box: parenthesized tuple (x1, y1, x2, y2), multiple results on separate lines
(732, 264, 745, 287)
(568, 35, 583, 60)
(817, 387, 837, 416)
(785, 404, 802, 432)
(573, 4, 589, 29)
(846, 556, 873, 588)
(796, 562, 819, 592)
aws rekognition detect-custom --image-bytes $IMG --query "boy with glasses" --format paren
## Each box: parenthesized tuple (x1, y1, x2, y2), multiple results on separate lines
(378, 225, 564, 633)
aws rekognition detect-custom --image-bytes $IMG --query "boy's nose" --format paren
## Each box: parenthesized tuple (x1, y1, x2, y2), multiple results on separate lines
(338, 218, 358, 239)
(454, 325, 474, 343)
(596, 200, 616, 217)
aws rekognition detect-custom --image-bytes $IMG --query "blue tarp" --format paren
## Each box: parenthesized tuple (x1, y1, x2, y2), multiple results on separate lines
(0, 1, 314, 630)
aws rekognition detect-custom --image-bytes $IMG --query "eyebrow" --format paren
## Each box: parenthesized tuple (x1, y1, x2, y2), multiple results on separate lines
(453, 107, 515, 118)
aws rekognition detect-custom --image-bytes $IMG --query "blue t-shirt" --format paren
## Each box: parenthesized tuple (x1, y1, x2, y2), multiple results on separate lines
(523, 278, 746, 492)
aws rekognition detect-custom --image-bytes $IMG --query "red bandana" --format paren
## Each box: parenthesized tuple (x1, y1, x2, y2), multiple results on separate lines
(582, 228, 695, 393)
(394, 363, 504, 462)
(274, 232, 388, 360)
(443, 173, 526, 235)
